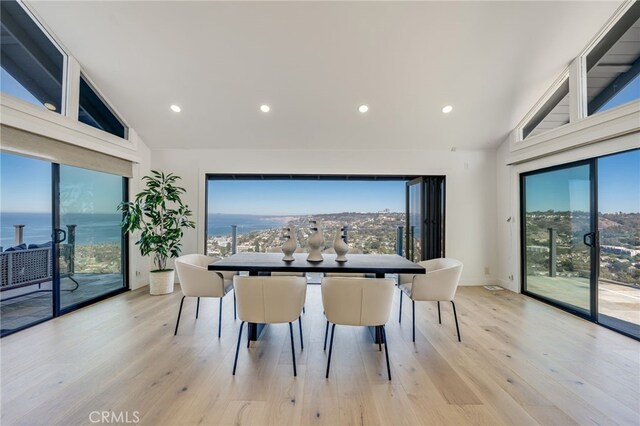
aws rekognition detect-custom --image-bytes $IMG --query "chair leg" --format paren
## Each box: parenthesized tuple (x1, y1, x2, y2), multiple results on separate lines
(381, 325, 391, 381)
(233, 291, 237, 320)
(323, 320, 329, 351)
(303, 305, 306, 314)
(247, 323, 251, 348)
(218, 297, 223, 339)
(298, 316, 304, 350)
(174, 296, 185, 335)
(325, 324, 336, 378)
(399, 289, 403, 323)
(451, 301, 461, 342)
(233, 321, 245, 375)
(378, 326, 382, 351)
(412, 300, 416, 342)
(289, 322, 297, 377)
(437, 301, 441, 324)
(196, 297, 200, 319)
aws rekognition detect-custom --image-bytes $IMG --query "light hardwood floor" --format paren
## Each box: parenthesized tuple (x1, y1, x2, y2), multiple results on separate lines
(1, 285, 638, 426)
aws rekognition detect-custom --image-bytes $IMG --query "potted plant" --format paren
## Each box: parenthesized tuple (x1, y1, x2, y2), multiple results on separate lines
(119, 170, 195, 295)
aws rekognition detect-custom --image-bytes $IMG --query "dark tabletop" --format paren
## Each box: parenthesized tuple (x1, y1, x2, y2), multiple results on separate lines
(208, 252, 425, 275)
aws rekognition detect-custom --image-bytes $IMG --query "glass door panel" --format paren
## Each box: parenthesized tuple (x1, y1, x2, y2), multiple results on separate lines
(406, 178, 423, 262)
(58, 165, 126, 310)
(522, 163, 594, 313)
(0, 152, 53, 335)
(597, 150, 640, 338)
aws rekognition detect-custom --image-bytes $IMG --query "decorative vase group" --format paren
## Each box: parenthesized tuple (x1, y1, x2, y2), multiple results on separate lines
(306, 220, 324, 262)
(333, 225, 349, 262)
(281, 226, 297, 262)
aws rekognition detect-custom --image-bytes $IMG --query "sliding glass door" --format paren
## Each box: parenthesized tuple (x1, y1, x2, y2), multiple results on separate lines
(57, 165, 127, 311)
(0, 152, 128, 336)
(522, 162, 595, 314)
(522, 149, 639, 339)
(0, 153, 54, 334)
(596, 150, 639, 337)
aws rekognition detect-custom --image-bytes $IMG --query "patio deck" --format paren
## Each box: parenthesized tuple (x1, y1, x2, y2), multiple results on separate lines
(527, 275, 639, 327)
(0, 273, 123, 333)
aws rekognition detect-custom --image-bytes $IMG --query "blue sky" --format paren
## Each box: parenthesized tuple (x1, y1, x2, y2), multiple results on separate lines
(208, 180, 406, 215)
(526, 150, 639, 213)
(1, 68, 43, 108)
(1, 153, 51, 213)
(598, 150, 640, 214)
(597, 73, 640, 113)
(1, 153, 122, 214)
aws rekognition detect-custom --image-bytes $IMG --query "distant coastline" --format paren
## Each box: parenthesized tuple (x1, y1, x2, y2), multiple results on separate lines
(207, 213, 290, 237)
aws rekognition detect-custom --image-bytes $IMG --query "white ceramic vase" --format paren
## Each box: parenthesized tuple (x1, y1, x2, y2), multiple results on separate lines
(306, 220, 324, 262)
(281, 226, 297, 262)
(149, 269, 175, 295)
(333, 226, 349, 262)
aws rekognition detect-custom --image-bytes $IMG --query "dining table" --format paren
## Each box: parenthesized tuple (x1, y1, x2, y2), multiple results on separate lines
(208, 252, 425, 342)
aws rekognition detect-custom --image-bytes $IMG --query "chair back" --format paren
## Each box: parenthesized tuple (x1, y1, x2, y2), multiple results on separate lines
(412, 258, 463, 301)
(175, 254, 225, 297)
(321, 277, 395, 326)
(233, 276, 307, 324)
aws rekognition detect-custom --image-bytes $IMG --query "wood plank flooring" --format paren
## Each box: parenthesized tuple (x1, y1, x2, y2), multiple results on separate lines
(1, 285, 638, 426)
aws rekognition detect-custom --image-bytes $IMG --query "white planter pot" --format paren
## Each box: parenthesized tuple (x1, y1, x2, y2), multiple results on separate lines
(149, 269, 175, 295)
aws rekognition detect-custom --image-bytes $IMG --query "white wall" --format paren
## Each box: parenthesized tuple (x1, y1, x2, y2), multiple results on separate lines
(151, 148, 498, 286)
(128, 133, 152, 290)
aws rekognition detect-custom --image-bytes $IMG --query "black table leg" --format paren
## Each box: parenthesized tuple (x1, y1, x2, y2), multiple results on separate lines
(246, 270, 267, 340)
(368, 325, 383, 344)
(368, 273, 386, 342)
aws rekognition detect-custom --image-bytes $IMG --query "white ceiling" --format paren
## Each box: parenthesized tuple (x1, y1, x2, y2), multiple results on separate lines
(28, 1, 621, 151)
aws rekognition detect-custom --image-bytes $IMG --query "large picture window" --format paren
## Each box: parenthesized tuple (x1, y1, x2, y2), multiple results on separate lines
(205, 175, 445, 262)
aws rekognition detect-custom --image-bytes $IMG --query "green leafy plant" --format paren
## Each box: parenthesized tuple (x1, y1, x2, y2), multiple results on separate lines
(118, 170, 195, 271)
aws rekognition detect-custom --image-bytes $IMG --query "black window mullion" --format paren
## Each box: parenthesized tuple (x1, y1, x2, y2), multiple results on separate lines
(51, 163, 60, 317)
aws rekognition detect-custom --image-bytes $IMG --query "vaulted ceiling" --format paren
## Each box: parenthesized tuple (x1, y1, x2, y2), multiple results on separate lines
(28, 1, 622, 150)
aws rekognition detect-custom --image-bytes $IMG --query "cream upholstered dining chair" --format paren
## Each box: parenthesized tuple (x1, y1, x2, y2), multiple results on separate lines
(321, 277, 395, 380)
(266, 246, 308, 313)
(232, 276, 307, 376)
(174, 254, 237, 338)
(398, 258, 463, 342)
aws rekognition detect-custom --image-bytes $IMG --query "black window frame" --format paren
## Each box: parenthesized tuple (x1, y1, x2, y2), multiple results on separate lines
(204, 173, 446, 261)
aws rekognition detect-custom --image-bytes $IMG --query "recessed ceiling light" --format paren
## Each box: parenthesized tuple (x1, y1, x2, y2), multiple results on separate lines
(44, 102, 56, 111)
(442, 105, 453, 114)
(170, 104, 181, 113)
(358, 105, 369, 113)
(260, 104, 270, 113)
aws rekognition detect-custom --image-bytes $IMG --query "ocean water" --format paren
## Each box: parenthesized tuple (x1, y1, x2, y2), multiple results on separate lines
(1, 212, 288, 249)
(207, 214, 288, 237)
(1, 212, 122, 249)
